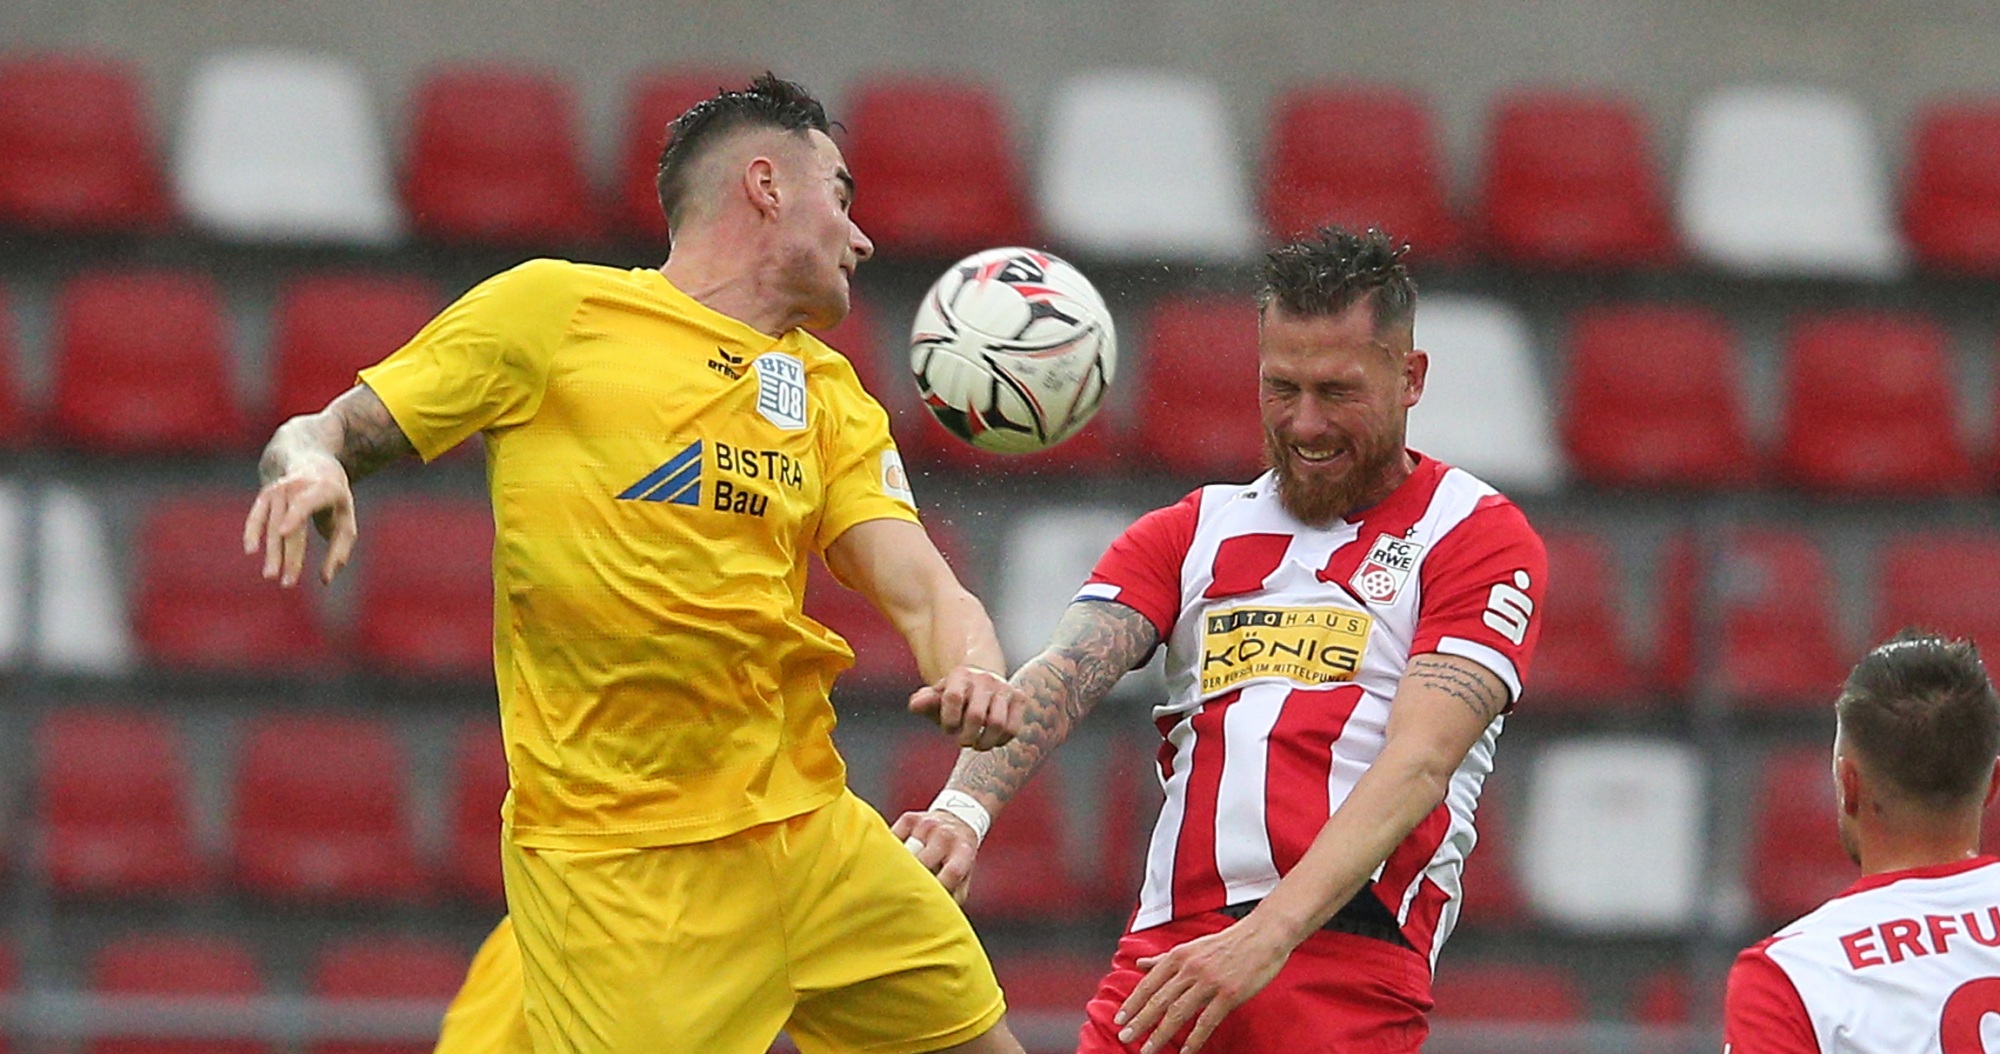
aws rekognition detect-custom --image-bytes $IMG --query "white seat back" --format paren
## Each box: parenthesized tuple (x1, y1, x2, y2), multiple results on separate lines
(1677, 86, 1902, 277)
(174, 51, 401, 244)
(1521, 737, 1706, 931)
(1407, 296, 1562, 492)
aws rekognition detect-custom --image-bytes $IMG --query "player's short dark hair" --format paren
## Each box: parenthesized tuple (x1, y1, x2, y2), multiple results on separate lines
(1837, 629, 2000, 809)
(655, 72, 832, 229)
(1257, 226, 1417, 335)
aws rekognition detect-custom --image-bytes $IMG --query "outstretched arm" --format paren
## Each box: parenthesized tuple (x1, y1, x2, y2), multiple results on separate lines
(243, 383, 415, 587)
(893, 598, 1159, 898)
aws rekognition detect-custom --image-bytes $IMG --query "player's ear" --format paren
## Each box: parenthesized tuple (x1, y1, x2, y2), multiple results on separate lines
(1836, 755, 1864, 818)
(743, 156, 781, 218)
(1402, 349, 1428, 408)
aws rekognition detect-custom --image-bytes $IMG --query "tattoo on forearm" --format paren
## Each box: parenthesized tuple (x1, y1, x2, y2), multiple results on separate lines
(1406, 655, 1507, 723)
(330, 387, 415, 480)
(951, 601, 1159, 810)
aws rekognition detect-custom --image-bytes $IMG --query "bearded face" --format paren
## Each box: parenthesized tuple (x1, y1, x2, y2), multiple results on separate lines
(1256, 302, 1425, 526)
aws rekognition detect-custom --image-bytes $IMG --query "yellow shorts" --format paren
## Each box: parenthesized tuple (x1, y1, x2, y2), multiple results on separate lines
(501, 789, 1006, 1054)
(434, 916, 533, 1054)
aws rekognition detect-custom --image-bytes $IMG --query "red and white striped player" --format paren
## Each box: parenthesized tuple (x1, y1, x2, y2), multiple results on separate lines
(1724, 633, 2000, 1054)
(895, 226, 1547, 1054)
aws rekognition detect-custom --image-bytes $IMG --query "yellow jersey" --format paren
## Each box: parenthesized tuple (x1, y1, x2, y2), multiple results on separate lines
(359, 260, 919, 849)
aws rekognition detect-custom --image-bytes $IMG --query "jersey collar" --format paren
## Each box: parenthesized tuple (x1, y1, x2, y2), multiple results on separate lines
(642, 270, 804, 356)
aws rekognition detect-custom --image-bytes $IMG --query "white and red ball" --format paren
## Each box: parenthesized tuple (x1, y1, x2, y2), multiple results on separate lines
(909, 247, 1117, 454)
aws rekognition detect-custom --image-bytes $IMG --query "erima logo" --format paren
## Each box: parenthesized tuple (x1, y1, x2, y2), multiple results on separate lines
(708, 348, 744, 379)
(617, 441, 703, 506)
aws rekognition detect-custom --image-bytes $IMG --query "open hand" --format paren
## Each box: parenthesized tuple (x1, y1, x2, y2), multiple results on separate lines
(243, 455, 356, 587)
(1114, 920, 1291, 1054)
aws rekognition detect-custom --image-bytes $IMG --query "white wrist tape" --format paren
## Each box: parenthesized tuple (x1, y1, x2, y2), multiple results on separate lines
(929, 789, 992, 845)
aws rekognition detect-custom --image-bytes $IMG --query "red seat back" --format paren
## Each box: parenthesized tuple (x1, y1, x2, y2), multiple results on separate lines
(1430, 960, 1587, 1023)
(355, 497, 494, 677)
(0, 285, 27, 448)
(232, 713, 423, 902)
(1455, 779, 1527, 929)
(888, 734, 1081, 920)
(38, 709, 204, 896)
(404, 66, 596, 244)
(615, 70, 735, 245)
(1480, 90, 1676, 267)
(1903, 101, 2000, 273)
(1717, 530, 1848, 708)
(845, 77, 1034, 256)
(135, 492, 332, 672)
(53, 269, 245, 454)
(89, 933, 270, 1054)
(309, 936, 472, 1054)
(1877, 532, 2000, 657)
(1263, 85, 1463, 264)
(0, 55, 169, 232)
(449, 720, 507, 904)
(1561, 305, 1755, 488)
(1748, 745, 1852, 923)
(1777, 311, 1973, 495)
(271, 273, 438, 426)
(991, 951, 1107, 1014)
(1523, 530, 1646, 707)
(1137, 295, 1263, 479)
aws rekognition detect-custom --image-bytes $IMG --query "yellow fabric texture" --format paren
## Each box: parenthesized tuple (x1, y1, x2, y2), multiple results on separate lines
(432, 917, 533, 1054)
(359, 260, 918, 849)
(502, 791, 1007, 1054)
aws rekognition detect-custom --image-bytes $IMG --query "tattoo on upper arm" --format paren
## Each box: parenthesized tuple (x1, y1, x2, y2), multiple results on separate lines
(951, 601, 1159, 808)
(329, 385, 415, 480)
(1405, 654, 1508, 723)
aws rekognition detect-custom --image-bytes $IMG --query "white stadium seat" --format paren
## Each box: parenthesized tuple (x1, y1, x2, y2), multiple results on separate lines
(995, 505, 1159, 698)
(1677, 86, 1903, 278)
(1406, 296, 1562, 492)
(173, 51, 401, 245)
(36, 484, 132, 673)
(1520, 737, 1706, 931)
(1038, 71, 1257, 261)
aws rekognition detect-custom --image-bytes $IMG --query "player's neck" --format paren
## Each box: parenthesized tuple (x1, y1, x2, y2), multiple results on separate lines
(660, 237, 807, 338)
(1857, 814, 1985, 877)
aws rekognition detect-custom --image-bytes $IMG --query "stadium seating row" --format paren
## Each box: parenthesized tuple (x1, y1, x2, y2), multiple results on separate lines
(0, 704, 1906, 932)
(5, 269, 2000, 497)
(4, 53, 2000, 273)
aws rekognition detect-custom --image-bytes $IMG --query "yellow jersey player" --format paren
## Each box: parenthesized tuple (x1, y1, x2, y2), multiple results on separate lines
(243, 74, 1029, 1054)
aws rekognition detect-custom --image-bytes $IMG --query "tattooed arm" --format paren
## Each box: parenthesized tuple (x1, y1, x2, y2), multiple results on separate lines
(892, 598, 1159, 898)
(243, 384, 416, 588)
(1112, 651, 1510, 1053)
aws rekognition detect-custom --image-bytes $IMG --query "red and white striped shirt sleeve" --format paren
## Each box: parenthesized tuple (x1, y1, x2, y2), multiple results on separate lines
(1409, 496, 1547, 705)
(1723, 940, 1821, 1054)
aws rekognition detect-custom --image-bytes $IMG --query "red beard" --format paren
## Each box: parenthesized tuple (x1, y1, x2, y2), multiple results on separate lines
(1262, 424, 1407, 526)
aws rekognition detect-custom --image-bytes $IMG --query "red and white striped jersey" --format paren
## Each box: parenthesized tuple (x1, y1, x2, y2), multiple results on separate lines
(1724, 857, 2000, 1054)
(1078, 454, 1545, 962)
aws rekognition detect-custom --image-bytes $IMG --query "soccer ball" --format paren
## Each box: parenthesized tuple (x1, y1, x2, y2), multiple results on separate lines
(909, 247, 1117, 454)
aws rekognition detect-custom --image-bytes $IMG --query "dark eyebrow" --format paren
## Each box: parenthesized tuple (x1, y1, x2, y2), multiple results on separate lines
(834, 167, 855, 199)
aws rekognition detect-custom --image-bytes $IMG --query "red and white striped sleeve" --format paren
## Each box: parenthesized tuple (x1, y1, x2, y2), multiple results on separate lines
(1723, 940, 1820, 1054)
(1077, 489, 1200, 639)
(1410, 495, 1547, 705)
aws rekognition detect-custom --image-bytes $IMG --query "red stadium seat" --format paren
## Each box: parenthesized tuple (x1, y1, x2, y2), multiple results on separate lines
(991, 951, 1105, 1021)
(134, 492, 332, 672)
(1560, 305, 1756, 489)
(270, 273, 438, 426)
(0, 285, 28, 447)
(1136, 295, 1263, 479)
(52, 269, 246, 454)
(615, 70, 735, 245)
(1522, 530, 1647, 708)
(1776, 311, 1974, 495)
(807, 522, 971, 694)
(1479, 90, 1677, 268)
(1903, 100, 2000, 273)
(37, 709, 204, 896)
(1094, 737, 1160, 911)
(403, 66, 596, 245)
(232, 713, 424, 902)
(0, 55, 169, 232)
(89, 933, 270, 1054)
(1652, 531, 1698, 699)
(1455, 779, 1528, 929)
(844, 76, 1035, 256)
(309, 936, 472, 1054)
(1429, 960, 1587, 1024)
(1717, 530, 1848, 709)
(1748, 744, 1852, 922)
(889, 734, 1082, 920)
(1876, 532, 2000, 657)
(355, 497, 494, 677)
(448, 720, 507, 904)
(1263, 85, 1463, 264)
